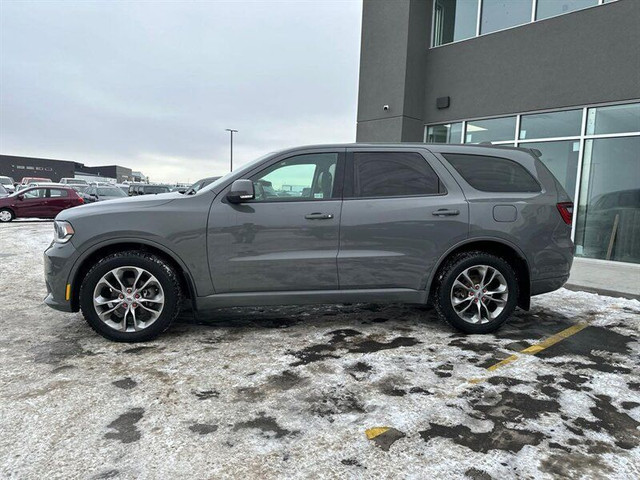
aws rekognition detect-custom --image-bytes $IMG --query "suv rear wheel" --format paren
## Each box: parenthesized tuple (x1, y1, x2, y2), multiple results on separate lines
(79, 251, 182, 342)
(434, 251, 518, 334)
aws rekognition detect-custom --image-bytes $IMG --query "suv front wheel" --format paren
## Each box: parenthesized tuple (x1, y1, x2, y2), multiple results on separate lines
(79, 251, 182, 342)
(434, 251, 519, 334)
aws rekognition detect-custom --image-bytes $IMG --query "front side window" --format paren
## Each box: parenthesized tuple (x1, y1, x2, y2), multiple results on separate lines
(23, 188, 46, 199)
(250, 153, 338, 202)
(352, 152, 442, 198)
(443, 153, 541, 192)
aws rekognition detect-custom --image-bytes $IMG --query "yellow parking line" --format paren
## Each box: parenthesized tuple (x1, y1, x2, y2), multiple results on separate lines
(469, 322, 590, 383)
(365, 427, 390, 439)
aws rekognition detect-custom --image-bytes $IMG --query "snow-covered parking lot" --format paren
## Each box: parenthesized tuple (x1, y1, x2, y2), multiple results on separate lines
(1, 220, 639, 479)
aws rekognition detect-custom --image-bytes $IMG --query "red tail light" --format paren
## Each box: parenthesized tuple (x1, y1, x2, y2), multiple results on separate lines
(77, 197, 84, 204)
(557, 202, 573, 225)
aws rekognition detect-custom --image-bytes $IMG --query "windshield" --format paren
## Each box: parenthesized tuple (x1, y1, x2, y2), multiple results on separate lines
(0, 177, 12, 185)
(97, 187, 127, 196)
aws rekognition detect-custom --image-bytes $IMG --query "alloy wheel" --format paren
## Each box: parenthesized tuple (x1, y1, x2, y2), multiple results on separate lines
(92, 266, 165, 332)
(450, 264, 508, 324)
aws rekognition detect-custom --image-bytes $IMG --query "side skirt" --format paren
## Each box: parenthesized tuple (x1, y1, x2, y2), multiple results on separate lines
(195, 288, 428, 310)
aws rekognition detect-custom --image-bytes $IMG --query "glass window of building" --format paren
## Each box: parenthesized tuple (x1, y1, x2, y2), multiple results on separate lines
(480, 0, 532, 35)
(586, 103, 640, 135)
(427, 122, 463, 143)
(536, 0, 598, 20)
(519, 109, 582, 139)
(465, 116, 516, 143)
(433, 0, 479, 46)
(524, 141, 580, 200)
(574, 136, 640, 264)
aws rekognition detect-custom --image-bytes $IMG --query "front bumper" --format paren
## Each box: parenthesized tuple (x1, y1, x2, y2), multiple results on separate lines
(43, 240, 79, 312)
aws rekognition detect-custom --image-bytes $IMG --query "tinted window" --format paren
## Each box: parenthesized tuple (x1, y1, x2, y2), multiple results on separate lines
(443, 153, 541, 192)
(97, 187, 126, 196)
(144, 186, 170, 194)
(49, 189, 68, 197)
(352, 152, 442, 198)
(250, 153, 338, 202)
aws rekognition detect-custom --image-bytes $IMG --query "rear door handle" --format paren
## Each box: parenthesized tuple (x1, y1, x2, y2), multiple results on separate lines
(432, 209, 460, 217)
(305, 213, 334, 220)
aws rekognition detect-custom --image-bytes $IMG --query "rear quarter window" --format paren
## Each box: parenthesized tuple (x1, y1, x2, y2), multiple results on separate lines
(49, 189, 69, 197)
(443, 153, 541, 193)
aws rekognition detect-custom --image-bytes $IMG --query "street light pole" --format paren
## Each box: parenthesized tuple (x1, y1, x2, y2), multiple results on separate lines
(225, 128, 238, 172)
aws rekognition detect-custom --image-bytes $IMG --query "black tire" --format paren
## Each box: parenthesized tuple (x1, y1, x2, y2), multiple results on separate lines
(434, 251, 519, 334)
(0, 208, 15, 223)
(80, 250, 182, 342)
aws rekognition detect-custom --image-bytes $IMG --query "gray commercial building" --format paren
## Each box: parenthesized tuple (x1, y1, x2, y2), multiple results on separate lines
(357, 0, 640, 275)
(1, 155, 135, 183)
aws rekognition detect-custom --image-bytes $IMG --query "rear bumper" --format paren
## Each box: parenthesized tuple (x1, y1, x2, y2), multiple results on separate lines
(531, 273, 570, 296)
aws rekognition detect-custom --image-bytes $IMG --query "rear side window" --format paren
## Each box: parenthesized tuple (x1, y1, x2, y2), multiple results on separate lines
(443, 153, 541, 193)
(48, 189, 69, 197)
(352, 152, 442, 198)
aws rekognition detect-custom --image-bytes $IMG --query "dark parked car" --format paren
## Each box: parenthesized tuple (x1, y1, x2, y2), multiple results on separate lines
(81, 185, 128, 203)
(44, 144, 573, 342)
(0, 186, 84, 222)
(185, 176, 221, 195)
(128, 184, 172, 196)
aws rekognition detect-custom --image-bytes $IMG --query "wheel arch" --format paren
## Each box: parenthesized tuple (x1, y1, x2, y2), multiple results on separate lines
(427, 238, 531, 310)
(70, 240, 197, 312)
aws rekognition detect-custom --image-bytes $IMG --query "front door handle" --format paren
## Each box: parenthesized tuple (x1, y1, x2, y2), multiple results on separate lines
(305, 213, 334, 220)
(432, 209, 460, 217)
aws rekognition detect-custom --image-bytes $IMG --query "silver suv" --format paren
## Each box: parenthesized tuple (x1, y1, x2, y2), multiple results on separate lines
(44, 144, 574, 342)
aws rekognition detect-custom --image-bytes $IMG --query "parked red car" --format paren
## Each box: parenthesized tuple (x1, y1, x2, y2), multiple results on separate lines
(0, 186, 84, 222)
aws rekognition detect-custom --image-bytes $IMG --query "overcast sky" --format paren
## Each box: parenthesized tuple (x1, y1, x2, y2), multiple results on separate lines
(0, 0, 362, 183)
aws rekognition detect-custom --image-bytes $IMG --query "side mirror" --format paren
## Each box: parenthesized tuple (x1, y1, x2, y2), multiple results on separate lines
(226, 179, 255, 204)
(17, 194, 24, 201)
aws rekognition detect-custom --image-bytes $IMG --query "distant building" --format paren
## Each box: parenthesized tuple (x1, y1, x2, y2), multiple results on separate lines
(76, 164, 132, 183)
(131, 171, 148, 183)
(0, 154, 140, 184)
(0, 154, 77, 182)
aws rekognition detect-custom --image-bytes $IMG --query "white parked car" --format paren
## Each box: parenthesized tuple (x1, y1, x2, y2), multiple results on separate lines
(0, 176, 16, 194)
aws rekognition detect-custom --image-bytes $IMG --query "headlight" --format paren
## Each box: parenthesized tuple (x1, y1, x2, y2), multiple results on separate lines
(54, 221, 75, 244)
